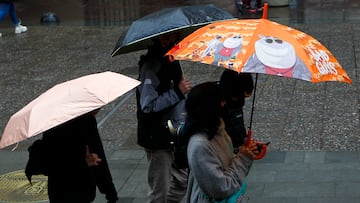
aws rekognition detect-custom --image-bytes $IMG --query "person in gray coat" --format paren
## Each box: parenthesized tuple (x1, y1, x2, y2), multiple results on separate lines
(183, 82, 261, 203)
(136, 33, 192, 203)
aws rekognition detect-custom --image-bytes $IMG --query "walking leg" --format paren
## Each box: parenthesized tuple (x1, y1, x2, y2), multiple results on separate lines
(0, 3, 10, 22)
(8, 2, 20, 25)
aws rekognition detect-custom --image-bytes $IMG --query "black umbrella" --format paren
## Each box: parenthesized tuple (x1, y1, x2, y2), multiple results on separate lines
(111, 4, 235, 56)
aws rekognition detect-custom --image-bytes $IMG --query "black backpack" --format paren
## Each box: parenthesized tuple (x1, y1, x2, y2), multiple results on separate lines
(25, 139, 50, 184)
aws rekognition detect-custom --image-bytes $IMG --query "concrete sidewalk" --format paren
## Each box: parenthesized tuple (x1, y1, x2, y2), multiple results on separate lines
(100, 150, 360, 203)
(1, 150, 360, 203)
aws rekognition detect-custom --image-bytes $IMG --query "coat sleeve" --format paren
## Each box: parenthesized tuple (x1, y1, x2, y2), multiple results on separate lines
(86, 116, 118, 202)
(137, 59, 183, 113)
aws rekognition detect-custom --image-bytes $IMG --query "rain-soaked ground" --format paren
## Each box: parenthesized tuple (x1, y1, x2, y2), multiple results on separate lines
(0, 0, 359, 152)
(1, 0, 360, 28)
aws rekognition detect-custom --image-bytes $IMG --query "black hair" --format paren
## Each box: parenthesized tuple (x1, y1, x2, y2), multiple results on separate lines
(219, 69, 254, 108)
(138, 40, 165, 67)
(184, 82, 223, 140)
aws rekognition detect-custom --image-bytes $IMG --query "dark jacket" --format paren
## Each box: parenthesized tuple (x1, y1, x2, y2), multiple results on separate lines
(136, 48, 185, 150)
(221, 105, 247, 148)
(27, 113, 118, 203)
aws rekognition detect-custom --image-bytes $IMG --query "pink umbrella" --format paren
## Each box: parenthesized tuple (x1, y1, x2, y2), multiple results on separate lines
(0, 71, 141, 149)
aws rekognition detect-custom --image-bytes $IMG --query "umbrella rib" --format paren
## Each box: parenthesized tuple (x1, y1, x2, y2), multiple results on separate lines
(97, 91, 135, 127)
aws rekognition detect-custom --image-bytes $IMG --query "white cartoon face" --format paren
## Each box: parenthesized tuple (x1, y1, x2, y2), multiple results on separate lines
(223, 35, 242, 49)
(255, 36, 296, 68)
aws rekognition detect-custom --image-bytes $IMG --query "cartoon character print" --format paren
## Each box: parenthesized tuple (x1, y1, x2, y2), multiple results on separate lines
(242, 35, 312, 81)
(201, 35, 243, 68)
(213, 35, 243, 67)
(201, 35, 223, 59)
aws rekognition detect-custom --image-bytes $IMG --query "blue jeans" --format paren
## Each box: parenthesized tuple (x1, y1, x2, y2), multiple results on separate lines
(0, 2, 20, 25)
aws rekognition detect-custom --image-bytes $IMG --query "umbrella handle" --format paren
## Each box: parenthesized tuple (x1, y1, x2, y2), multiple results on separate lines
(245, 129, 268, 160)
(255, 143, 267, 160)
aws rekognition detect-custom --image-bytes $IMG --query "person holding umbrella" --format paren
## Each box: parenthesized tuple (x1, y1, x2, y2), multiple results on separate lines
(25, 110, 118, 203)
(0, 0, 27, 37)
(219, 69, 254, 153)
(136, 32, 192, 203)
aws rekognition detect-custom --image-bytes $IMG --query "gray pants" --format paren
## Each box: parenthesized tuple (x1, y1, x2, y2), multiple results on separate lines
(145, 149, 188, 203)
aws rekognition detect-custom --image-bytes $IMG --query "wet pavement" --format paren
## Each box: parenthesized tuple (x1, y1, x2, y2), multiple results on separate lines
(2, 0, 360, 28)
(0, 0, 358, 152)
(0, 0, 359, 202)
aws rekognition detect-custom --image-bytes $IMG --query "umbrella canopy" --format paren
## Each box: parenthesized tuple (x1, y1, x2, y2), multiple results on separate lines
(167, 4, 352, 159)
(167, 19, 352, 84)
(0, 71, 141, 149)
(111, 4, 235, 56)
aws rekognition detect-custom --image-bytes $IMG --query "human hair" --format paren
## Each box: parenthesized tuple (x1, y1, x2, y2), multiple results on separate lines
(184, 82, 223, 140)
(219, 69, 254, 107)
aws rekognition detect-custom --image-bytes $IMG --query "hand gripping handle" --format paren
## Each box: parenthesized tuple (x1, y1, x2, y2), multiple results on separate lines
(245, 130, 267, 160)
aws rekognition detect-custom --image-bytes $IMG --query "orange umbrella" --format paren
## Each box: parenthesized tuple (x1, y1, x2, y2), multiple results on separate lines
(167, 4, 352, 159)
(167, 8, 352, 84)
(0, 71, 141, 149)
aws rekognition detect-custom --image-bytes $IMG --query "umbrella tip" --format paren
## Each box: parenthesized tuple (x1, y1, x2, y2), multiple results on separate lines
(262, 3, 268, 19)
